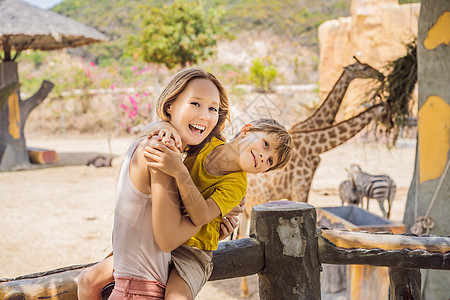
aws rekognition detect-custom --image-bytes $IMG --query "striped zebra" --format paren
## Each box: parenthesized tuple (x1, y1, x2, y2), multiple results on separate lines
(347, 164, 396, 219)
(339, 179, 364, 206)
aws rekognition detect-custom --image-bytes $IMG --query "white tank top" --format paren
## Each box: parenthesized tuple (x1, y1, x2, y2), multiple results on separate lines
(112, 137, 171, 283)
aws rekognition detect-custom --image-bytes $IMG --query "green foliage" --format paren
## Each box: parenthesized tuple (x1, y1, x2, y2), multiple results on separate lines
(222, 0, 350, 49)
(128, 0, 227, 69)
(51, 0, 351, 64)
(249, 58, 277, 93)
(52, 0, 153, 64)
(17, 50, 49, 68)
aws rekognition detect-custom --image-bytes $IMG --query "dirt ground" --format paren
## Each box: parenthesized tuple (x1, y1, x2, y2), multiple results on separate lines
(0, 134, 416, 299)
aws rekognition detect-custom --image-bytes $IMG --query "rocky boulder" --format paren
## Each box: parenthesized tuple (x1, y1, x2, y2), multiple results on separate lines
(318, 0, 420, 119)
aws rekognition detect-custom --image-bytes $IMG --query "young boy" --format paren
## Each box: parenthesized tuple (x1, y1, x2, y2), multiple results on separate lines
(78, 118, 293, 300)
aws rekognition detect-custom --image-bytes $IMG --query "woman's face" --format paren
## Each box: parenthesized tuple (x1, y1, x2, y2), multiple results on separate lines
(167, 79, 220, 148)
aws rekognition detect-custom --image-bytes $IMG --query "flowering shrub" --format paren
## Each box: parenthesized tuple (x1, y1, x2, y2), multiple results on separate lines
(116, 65, 157, 133)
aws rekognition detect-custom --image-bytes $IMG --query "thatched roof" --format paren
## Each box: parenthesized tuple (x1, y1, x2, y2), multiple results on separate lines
(0, 0, 108, 51)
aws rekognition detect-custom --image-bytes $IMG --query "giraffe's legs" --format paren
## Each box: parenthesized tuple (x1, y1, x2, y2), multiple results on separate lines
(241, 277, 249, 298)
(238, 213, 251, 298)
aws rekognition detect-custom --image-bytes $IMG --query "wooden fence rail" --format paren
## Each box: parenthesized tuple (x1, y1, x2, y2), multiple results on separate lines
(1, 200, 449, 300)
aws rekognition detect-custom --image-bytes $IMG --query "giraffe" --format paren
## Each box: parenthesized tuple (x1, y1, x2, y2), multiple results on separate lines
(291, 56, 384, 132)
(239, 104, 386, 298)
(242, 57, 385, 217)
(238, 59, 384, 298)
(244, 103, 386, 216)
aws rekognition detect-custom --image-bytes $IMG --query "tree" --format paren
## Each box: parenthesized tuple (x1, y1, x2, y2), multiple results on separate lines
(130, 0, 227, 69)
(403, 1, 450, 298)
(0, 61, 53, 171)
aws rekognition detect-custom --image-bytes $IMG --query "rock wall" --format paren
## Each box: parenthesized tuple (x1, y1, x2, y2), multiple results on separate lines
(318, 0, 420, 119)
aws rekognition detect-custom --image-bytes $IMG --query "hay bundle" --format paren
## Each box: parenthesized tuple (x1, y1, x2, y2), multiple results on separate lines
(371, 40, 418, 144)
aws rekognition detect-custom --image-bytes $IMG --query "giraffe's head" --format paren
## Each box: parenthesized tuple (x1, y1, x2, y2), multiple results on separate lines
(344, 56, 385, 81)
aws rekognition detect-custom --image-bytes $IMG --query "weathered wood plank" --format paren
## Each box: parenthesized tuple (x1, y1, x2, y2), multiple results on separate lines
(318, 229, 450, 269)
(0, 240, 263, 300)
(321, 229, 450, 253)
(210, 238, 264, 281)
(27, 147, 59, 164)
(0, 267, 85, 300)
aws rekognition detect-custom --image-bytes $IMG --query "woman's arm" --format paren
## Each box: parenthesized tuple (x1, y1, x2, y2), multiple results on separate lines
(150, 166, 202, 252)
(144, 142, 221, 226)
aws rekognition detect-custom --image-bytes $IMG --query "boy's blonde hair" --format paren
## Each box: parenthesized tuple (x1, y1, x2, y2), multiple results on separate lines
(156, 68, 230, 154)
(246, 118, 293, 172)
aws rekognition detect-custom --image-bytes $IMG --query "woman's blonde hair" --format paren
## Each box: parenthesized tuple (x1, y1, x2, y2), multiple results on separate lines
(156, 68, 230, 154)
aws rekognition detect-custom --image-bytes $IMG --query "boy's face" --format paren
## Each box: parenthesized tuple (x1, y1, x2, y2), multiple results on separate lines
(238, 130, 279, 174)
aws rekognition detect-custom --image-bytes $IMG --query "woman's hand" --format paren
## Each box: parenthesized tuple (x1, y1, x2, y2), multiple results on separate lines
(143, 139, 185, 178)
(143, 121, 182, 151)
(219, 215, 239, 240)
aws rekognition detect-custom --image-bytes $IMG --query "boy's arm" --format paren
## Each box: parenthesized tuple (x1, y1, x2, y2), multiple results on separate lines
(174, 169, 222, 226)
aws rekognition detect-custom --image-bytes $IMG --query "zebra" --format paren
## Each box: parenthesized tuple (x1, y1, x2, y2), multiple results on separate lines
(346, 164, 396, 219)
(339, 179, 364, 206)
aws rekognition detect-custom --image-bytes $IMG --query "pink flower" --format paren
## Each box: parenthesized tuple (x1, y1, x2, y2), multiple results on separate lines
(110, 84, 115, 90)
(120, 104, 129, 112)
(143, 92, 149, 97)
(135, 81, 142, 86)
(132, 66, 138, 72)
(89, 61, 96, 67)
(120, 122, 125, 127)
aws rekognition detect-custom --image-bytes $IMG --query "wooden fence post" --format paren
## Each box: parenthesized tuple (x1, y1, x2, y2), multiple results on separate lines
(250, 200, 321, 299)
(388, 268, 421, 300)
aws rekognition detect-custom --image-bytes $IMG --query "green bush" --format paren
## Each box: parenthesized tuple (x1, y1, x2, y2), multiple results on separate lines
(249, 58, 277, 92)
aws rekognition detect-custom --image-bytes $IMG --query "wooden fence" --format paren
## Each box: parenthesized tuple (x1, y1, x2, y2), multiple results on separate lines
(1, 200, 449, 300)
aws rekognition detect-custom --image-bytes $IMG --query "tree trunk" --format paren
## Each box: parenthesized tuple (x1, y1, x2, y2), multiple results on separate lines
(403, 1, 450, 299)
(0, 62, 54, 171)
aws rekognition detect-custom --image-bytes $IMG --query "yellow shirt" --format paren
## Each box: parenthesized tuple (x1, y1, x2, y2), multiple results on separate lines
(183, 137, 247, 251)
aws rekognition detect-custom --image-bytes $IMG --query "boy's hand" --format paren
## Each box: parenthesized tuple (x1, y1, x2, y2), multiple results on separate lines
(144, 139, 185, 178)
(218, 197, 246, 240)
(219, 215, 239, 240)
(225, 196, 246, 217)
(143, 121, 182, 151)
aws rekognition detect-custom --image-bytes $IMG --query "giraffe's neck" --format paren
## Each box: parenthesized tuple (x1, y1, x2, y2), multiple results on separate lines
(245, 104, 385, 213)
(292, 71, 353, 131)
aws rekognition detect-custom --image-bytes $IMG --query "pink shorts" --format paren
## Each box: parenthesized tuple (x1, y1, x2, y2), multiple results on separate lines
(108, 277, 165, 300)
